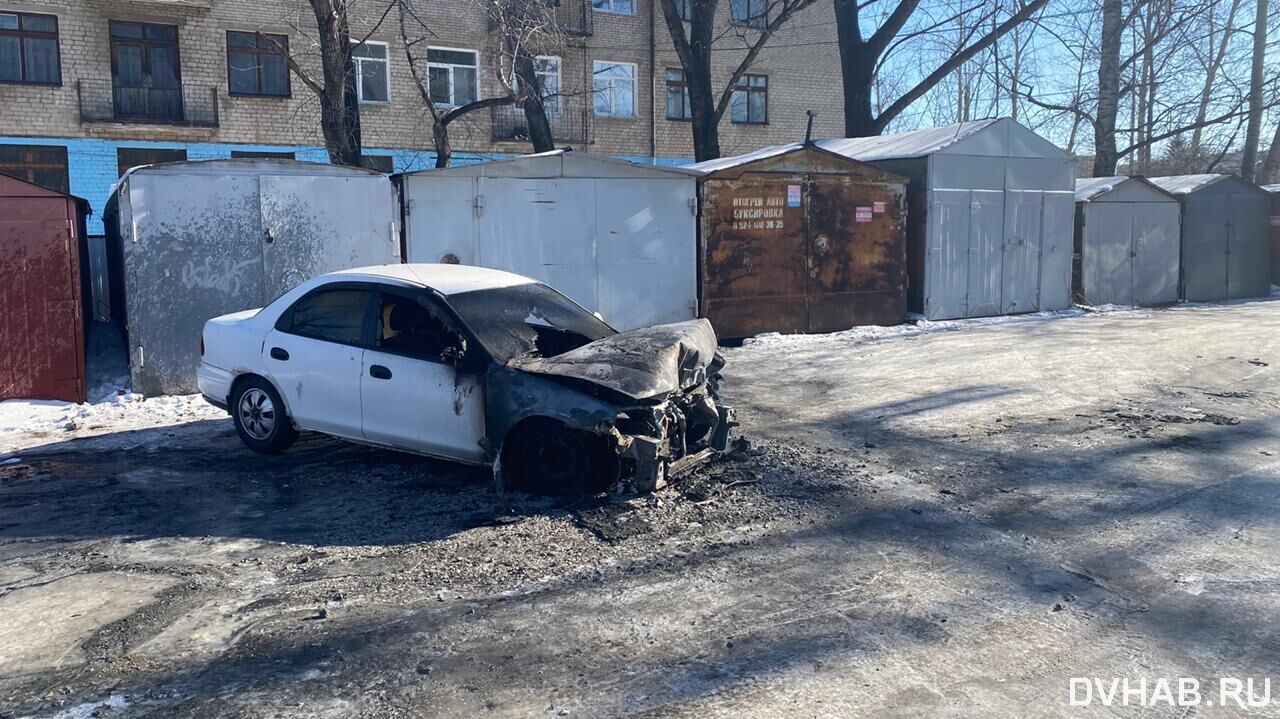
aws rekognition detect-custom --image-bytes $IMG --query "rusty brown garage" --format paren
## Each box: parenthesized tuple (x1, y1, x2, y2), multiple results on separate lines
(0, 174, 91, 403)
(690, 144, 909, 339)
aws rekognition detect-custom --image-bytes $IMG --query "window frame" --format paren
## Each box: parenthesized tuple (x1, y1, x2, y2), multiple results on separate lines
(225, 30, 291, 98)
(275, 283, 378, 348)
(230, 149, 296, 160)
(591, 0, 635, 15)
(730, 0, 767, 28)
(592, 60, 636, 118)
(0, 11, 61, 86)
(351, 40, 391, 104)
(0, 144, 69, 193)
(665, 67, 691, 121)
(116, 147, 187, 177)
(516, 55, 562, 116)
(426, 45, 479, 108)
(730, 73, 768, 125)
(370, 285, 480, 367)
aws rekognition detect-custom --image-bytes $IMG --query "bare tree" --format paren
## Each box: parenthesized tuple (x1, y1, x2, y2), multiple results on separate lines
(1190, 0, 1244, 155)
(1240, 0, 1268, 181)
(397, 0, 557, 168)
(260, 0, 385, 166)
(834, 0, 1050, 137)
(659, 0, 819, 161)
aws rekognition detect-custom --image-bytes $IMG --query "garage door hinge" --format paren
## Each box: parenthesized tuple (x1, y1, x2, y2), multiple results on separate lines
(138, 345, 144, 368)
(405, 198, 414, 216)
(474, 194, 485, 218)
(688, 196, 697, 215)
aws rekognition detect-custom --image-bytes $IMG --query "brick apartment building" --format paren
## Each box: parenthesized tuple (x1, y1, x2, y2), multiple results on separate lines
(0, 0, 843, 232)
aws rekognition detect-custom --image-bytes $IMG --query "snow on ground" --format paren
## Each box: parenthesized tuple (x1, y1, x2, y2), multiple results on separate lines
(0, 393, 225, 454)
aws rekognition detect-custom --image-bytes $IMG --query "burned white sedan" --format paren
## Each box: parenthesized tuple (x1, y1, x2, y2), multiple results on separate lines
(198, 264, 734, 494)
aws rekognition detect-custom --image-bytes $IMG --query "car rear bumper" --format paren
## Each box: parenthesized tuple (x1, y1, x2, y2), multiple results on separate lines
(197, 362, 233, 412)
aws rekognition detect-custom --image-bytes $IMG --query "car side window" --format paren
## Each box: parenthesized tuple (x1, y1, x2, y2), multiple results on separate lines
(285, 288, 372, 345)
(375, 290, 467, 363)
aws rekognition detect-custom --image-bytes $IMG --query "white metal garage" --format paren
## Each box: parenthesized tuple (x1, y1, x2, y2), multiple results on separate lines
(397, 151, 699, 332)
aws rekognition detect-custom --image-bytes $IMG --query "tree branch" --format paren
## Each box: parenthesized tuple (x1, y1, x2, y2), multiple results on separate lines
(256, 31, 324, 96)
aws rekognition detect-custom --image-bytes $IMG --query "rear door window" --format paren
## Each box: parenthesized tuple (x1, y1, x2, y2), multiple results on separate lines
(284, 287, 372, 344)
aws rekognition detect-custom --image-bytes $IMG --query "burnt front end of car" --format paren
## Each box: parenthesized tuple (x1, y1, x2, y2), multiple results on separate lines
(609, 359, 736, 492)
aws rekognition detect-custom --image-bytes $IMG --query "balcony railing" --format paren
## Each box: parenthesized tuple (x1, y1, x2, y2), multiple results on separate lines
(492, 99, 589, 144)
(491, 0, 592, 36)
(552, 0, 593, 35)
(77, 79, 219, 128)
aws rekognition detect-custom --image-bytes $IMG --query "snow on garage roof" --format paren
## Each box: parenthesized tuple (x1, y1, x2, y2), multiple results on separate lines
(686, 143, 804, 174)
(1075, 176, 1126, 202)
(817, 119, 1002, 161)
(397, 149, 699, 179)
(1147, 174, 1232, 195)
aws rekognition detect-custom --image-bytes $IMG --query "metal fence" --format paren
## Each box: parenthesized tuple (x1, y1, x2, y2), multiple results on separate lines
(77, 79, 219, 127)
(492, 100, 590, 144)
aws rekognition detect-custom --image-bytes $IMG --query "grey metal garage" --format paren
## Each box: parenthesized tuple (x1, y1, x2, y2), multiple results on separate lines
(104, 159, 400, 396)
(820, 118, 1077, 320)
(1073, 176, 1181, 307)
(1148, 174, 1271, 302)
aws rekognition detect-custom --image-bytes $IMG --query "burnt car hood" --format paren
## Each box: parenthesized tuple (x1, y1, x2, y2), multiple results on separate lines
(509, 319, 720, 402)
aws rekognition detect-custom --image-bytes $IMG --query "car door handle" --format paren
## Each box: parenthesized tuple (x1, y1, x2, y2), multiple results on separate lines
(369, 364, 392, 380)
(270, 347, 289, 361)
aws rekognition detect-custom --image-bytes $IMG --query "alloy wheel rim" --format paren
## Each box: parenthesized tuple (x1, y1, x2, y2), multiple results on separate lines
(238, 388, 276, 441)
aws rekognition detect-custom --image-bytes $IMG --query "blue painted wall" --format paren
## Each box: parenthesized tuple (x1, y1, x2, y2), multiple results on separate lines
(0, 136, 693, 235)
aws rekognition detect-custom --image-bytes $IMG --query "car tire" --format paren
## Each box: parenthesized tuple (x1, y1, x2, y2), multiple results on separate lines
(231, 376, 298, 454)
(504, 420, 618, 495)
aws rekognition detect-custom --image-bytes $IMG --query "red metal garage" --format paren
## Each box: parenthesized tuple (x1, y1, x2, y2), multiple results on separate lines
(0, 174, 91, 403)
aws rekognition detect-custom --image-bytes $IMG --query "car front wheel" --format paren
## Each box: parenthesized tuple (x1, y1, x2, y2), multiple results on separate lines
(504, 420, 618, 495)
(231, 376, 298, 453)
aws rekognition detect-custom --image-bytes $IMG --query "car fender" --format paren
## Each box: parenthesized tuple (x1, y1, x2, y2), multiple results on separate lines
(484, 365, 620, 461)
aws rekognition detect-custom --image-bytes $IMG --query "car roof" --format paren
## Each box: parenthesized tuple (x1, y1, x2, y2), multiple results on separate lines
(324, 263, 537, 295)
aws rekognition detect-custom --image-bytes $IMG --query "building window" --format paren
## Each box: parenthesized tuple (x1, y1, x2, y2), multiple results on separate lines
(361, 155, 394, 173)
(665, 68, 691, 120)
(591, 0, 634, 15)
(593, 61, 635, 117)
(231, 150, 296, 160)
(352, 41, 390, 103)
(0, 145, 69, 193)
(730, 73, 767, 124)
(674, 0, 692, 21)
(0, 12, 60, 85)
(427, 47, 478, 107)
(117, 148, 187, 177)
(110, 22, 183, 122)
(516, 56, 561, 115)
(227, 31, 290, 97)
(730, 0, 766, 27)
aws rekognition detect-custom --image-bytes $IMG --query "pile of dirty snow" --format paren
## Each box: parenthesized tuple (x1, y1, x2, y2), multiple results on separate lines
(741, 306, 1136, 351)
(0, 392, 225, 453)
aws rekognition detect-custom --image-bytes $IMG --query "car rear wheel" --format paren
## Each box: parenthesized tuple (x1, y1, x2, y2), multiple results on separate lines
(504, 420, 618, 495)
(231, 376, 298, 454)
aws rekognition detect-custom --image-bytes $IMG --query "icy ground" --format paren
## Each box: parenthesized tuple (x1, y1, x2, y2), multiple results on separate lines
(3, 296, 1280, 718)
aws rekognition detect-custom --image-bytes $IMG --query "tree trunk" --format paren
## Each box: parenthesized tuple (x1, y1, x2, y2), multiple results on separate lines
(433, 122, 452, 168)
(1259, 119, 1280, 184)
(1241, 0, 1267, 182)
(311, 0, 362, 166)
(835, 0, 878, 137)
(685, 3, 720, 161)
(1093, 0, 1123, 177)
(513, 51, 555, 154)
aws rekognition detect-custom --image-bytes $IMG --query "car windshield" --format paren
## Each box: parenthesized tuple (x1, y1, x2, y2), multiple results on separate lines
(447, 283, 615, 364)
